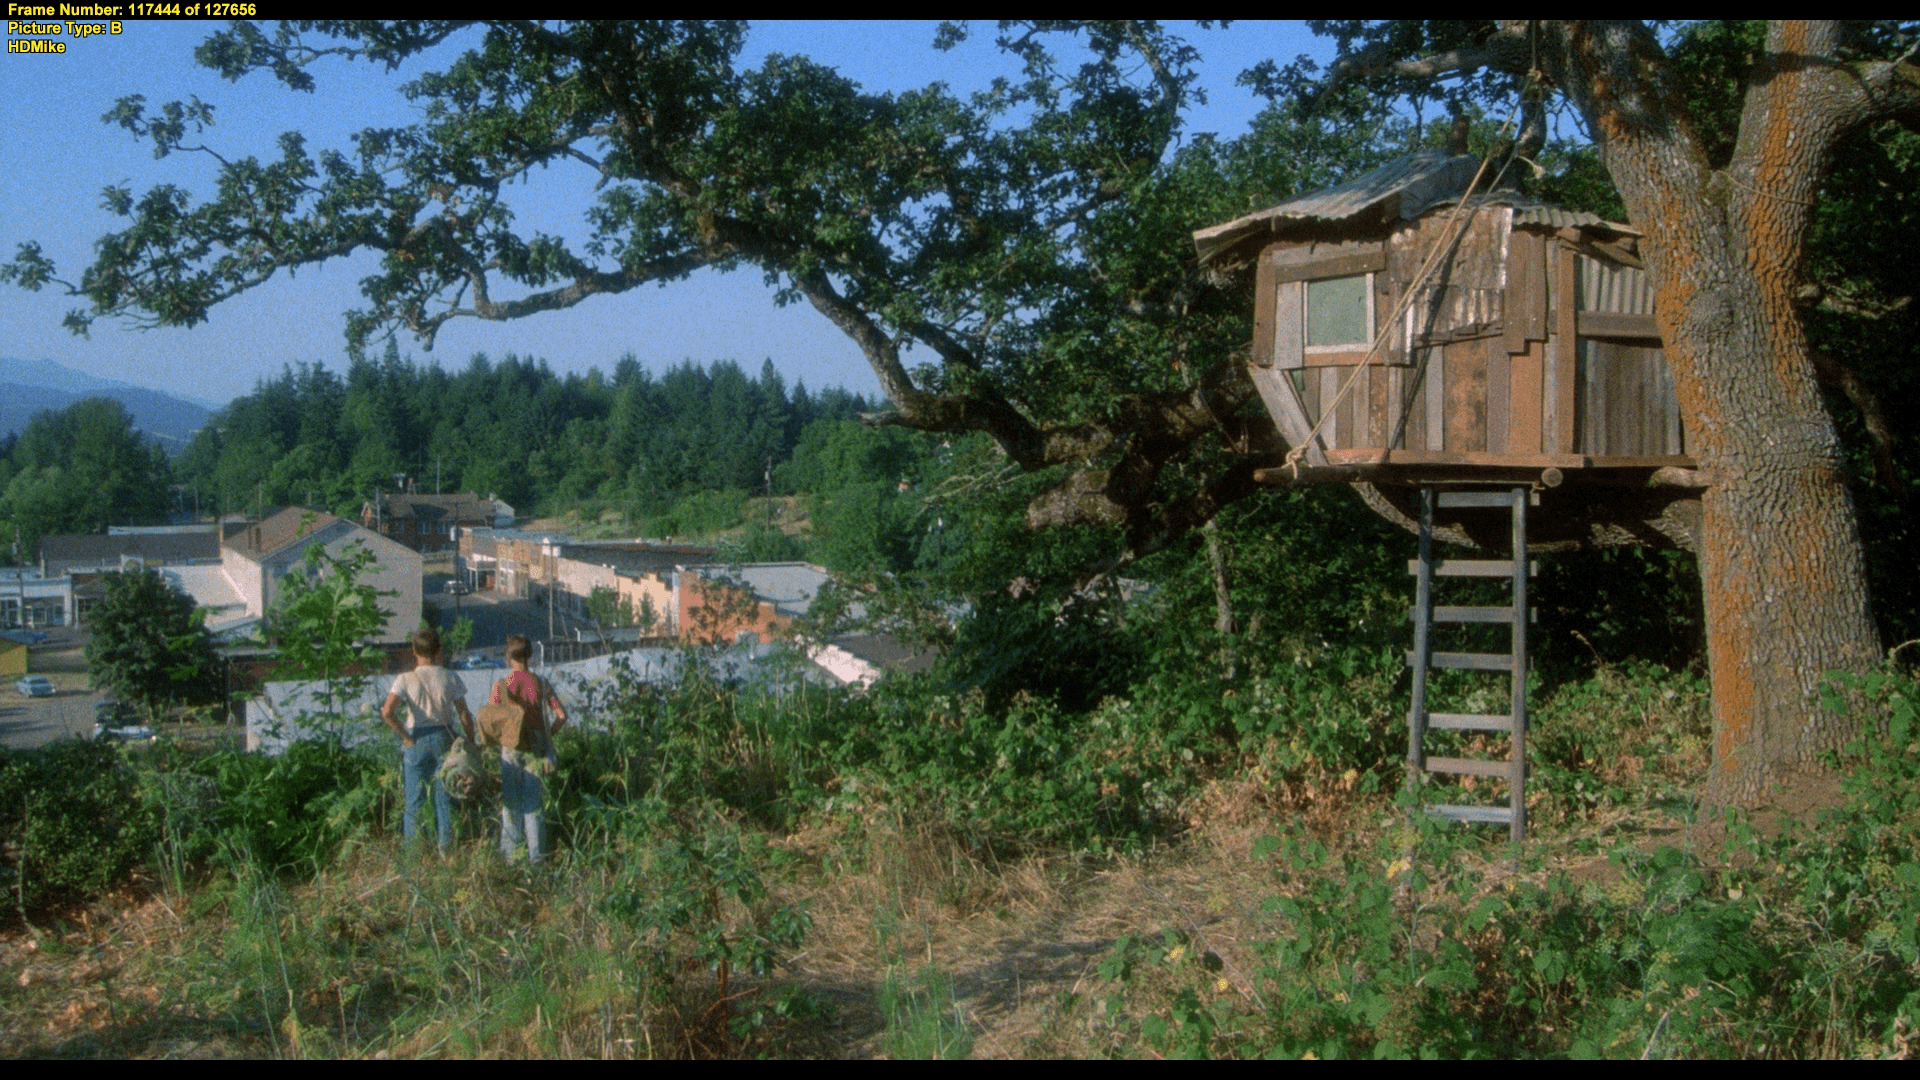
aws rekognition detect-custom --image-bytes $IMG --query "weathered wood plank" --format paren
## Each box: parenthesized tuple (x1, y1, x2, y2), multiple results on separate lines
(1577, 311, 1661, 340)
(1425, 755, 1517, 777)
(1302, 349, 1373, 368)
(1436, 491, 1518, 507)
(1432, 605, 1515, 623)
(1488, 348, 1511, 454)
(1553, 242, 1579, 453)
(1509, 339, 1544, 455)
(1248, 365, 1327, 467)
(1372, 365, 1396, 450)
(1424, 347, 1447, 451)
(1272, 280, 1304, 370)
(1429, 712, 1516, 732)
(1252, 259, 1277, 368)
(1348, 362, 1372, 448)
(1427, 804, 1514, 824)
(1267, 240, 1388, 283)
(1444, 343, 1488, 453)
(1320, 366, 1341, 448)
(1407, 559, 1539, 578)
(1503, 227, 1541, 354)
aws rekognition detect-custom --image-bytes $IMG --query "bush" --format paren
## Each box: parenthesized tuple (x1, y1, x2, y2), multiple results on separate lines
(1091, 670, 1920, 1058)
(0, 740, 158, 911)
(194, 739, 395, 874)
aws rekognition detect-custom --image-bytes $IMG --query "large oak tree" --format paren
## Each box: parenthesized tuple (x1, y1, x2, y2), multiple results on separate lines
(1286, 21, 1920, 800)
(6, 20, 1916, 801)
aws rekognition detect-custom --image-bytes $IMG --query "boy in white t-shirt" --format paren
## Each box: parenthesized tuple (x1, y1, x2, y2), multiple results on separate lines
(380, 627, 476, 853)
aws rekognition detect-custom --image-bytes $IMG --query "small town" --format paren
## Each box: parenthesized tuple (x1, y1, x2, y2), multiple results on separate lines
(4, 496, 930, 758)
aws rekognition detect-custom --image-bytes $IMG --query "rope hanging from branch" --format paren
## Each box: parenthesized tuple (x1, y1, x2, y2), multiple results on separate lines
(1281, 90, 1534, 480)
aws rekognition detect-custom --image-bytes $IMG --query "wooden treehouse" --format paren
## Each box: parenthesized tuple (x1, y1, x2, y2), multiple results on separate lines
(1194, 151, 1700, 839)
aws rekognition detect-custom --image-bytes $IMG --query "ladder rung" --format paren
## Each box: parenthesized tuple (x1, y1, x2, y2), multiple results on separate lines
(1436, 492, 1537, 508)
(1409, 650, 1515, 671)
(1408, 606, 1536, 624)
(1434, 605, 1514, 623)
(1427, 712, 1514, 732)
(1408, 559, 1539, 578)
(1424, 756, 1518, 778)
(1426, 804, 1514, 824)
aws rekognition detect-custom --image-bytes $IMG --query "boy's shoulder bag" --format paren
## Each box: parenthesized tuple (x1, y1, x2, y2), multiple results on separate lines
(476, 674, 546, 751)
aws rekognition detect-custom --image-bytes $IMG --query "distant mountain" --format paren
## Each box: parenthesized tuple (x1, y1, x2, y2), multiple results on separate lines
(0, 358, 215, 451)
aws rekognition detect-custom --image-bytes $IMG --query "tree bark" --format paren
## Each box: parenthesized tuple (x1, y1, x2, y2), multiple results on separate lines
(1552, 21, 1891, 803)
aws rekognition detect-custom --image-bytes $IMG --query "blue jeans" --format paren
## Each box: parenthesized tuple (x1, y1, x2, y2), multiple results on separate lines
(500, 750, 549, 863)
(402, 727, 454, 852)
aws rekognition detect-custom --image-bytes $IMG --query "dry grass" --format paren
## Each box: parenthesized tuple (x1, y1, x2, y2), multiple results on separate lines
(762, 791, 1349, 1059)
(0, 771, 1438, 1059)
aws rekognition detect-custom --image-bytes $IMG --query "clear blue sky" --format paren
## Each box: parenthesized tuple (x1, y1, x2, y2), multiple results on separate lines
(1, 20, 1330, 406)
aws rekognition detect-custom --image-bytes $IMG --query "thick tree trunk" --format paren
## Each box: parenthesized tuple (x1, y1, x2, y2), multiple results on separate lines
(1558, 21, 1886, 804)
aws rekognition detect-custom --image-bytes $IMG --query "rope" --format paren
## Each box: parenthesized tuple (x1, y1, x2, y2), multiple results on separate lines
(1282, 93, 1531, 480)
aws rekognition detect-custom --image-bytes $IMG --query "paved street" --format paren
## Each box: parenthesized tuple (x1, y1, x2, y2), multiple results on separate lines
(0, 687, 106, 750)
(427, 586, 584, 653)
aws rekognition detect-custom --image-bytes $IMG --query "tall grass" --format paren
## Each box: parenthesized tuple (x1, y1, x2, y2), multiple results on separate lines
(3, 654, 1913, 1057)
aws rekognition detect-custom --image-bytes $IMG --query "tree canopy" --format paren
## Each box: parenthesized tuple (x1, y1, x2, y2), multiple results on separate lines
(1, 397, 173, 560)
(173, 348, 872, 520)
(84, 565, 220, 713)
(2, 20, 1393, 562)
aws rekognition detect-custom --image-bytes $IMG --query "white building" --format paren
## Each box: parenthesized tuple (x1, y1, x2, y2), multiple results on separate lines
(220, 508, 423, 643)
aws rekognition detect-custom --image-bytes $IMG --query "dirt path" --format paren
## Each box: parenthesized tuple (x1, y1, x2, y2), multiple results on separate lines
(776, 817, 1285, 1058)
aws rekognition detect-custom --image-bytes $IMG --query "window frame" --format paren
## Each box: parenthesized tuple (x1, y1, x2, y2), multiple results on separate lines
(1302, 271, 1378, 359)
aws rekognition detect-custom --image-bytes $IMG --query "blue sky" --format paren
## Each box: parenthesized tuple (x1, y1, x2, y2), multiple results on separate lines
(1, 21, 1331, 406)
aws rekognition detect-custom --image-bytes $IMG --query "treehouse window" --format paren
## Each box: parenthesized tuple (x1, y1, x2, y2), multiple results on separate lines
(1305, 273, 1373, 350)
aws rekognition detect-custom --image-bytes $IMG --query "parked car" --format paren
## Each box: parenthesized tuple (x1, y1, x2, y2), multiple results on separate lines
(96, 700, 140, 725)
(94, 720, 156, 743)
(453, 653, 502, 670)
(446, 580, 473, 595)
(15, 675, 54, 697)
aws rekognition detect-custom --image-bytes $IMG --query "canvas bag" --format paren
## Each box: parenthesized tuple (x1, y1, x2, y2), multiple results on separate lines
(435, 737, 498, 802)
(476, 674, 548, 751)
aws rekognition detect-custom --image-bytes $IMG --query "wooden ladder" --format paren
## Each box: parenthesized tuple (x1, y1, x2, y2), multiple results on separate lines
(1406, 487, 1533, 842)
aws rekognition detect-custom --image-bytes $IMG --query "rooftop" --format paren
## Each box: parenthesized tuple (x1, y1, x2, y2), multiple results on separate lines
(224, 508, 342, 560)
(687, 562, 833, 617)
(1192, 149, 1636, 268)
(40, 530, 221, 570)
(370, 492, 502, 521)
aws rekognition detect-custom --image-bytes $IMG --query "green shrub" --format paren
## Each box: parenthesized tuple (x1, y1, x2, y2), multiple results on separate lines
(0, 739, 158, 911)
(194, 738, 395, 874)
(1092, 670, 1920, 1058)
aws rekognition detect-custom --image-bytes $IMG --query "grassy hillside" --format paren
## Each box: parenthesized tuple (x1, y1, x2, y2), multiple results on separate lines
(1, 660, 1914, 1058)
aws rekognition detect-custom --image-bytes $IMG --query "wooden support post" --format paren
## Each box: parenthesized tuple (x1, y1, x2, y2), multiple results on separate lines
(1553, 243, 1580, 454)
(1408, 488, 1436, 787)
(1509, 486, 1529, 843)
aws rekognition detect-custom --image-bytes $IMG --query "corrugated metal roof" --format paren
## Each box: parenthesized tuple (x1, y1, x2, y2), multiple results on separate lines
(688, 561, 834, 617)
(1193, 151, 1640, 266)
(1194, 151, 1481, 265)
(1510, 204, 1639, 235)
